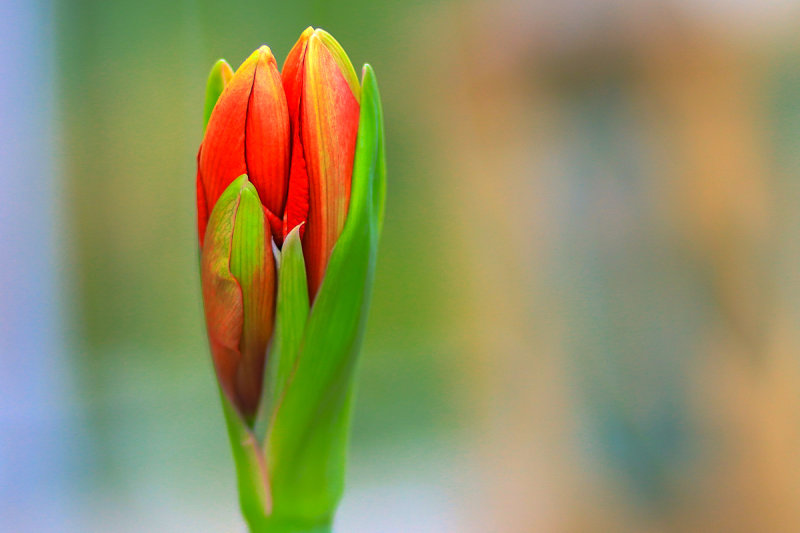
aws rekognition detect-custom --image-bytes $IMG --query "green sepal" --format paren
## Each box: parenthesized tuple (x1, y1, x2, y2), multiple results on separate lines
(254, 225, 310, 441)
(265, 64, 385, 523)
(204, 58, 234, 131)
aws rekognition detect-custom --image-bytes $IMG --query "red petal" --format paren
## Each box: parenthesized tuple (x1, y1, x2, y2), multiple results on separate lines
(282, 133, 309, 240)
(245, 47, 290, 222)
(196, 144, 209, 245)
(281, 28, 312, 240)
(199, 62, 249, 224)
(282, 28, 312, 125)
(263, 205, 283, 246)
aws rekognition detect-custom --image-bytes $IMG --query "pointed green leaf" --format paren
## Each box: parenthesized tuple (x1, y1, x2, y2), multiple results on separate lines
(266, 64, 385, 522)
(218, 388, 272, 532)
(255, 225, 310, 441)
(204, 58, 234, 131)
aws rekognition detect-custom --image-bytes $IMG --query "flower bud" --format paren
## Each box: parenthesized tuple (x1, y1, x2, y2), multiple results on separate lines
(201, 175, 276, 420)
(195, 32, 386, 531)
(198, 46, 290, 246)
(282, 28, 361, 298)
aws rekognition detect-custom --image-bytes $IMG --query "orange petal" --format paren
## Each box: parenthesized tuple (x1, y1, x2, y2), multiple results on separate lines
(300, 30, 360, 297)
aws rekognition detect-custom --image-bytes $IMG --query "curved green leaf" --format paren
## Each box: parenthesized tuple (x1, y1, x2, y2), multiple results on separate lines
(255, 225, 310, 441)
(266, 64, 385, 522)
(219, 389, 272, 531)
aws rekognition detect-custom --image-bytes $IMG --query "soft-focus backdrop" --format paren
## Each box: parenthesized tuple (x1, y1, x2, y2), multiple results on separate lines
(3, 0, 800, 531)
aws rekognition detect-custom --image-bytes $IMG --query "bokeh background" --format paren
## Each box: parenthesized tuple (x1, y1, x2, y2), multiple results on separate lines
(3, 0, 800, 531)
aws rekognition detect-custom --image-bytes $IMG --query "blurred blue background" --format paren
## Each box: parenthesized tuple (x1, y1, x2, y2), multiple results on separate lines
(3, 0, 800, 531)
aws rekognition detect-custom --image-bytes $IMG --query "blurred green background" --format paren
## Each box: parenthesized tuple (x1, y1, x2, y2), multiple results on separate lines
(3, 0, 800, 531)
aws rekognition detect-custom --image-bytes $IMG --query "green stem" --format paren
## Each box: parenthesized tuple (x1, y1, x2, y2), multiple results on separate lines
(247, 517, 332, 533)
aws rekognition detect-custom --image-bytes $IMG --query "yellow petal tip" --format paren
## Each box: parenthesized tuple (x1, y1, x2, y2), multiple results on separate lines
(241, 45, 276, 70)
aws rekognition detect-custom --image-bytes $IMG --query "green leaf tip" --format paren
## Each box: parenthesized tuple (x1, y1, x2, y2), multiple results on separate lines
(204, 58, 234, 131)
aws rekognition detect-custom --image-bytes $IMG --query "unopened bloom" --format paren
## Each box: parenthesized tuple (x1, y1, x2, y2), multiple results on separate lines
(282, 28, 361, 297)
(201, 175, 275, 419)
(197, 31, 361, 418)
(197, 46, 290, 247)
(196, 28, 385, 532)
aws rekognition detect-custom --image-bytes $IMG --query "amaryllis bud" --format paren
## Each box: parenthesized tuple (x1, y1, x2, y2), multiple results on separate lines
(201, 175, 276, 420)
(282, 28, 361, 298)
(195, 33, 385, 532)
(197, 46, 290, 247)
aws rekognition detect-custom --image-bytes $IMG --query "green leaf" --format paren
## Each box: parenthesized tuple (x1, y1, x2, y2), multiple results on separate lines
(265, 64, 386, 523)
(204, 58, 233, 131)
(219, 389, 272, 531)
(255, 225, 310, 441)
